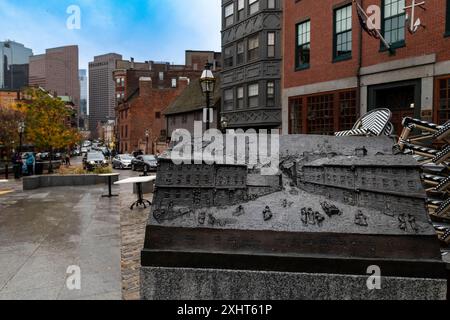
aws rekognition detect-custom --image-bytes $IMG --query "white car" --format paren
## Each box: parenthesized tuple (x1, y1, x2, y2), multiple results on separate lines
(112, 154, 133, 170)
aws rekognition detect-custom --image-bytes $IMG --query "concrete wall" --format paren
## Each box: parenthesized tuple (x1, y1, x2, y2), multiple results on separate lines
(23, 174, 119, 191)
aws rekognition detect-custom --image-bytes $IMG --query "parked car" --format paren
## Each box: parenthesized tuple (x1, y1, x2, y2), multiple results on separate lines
(132, 150, 144, 158)
(131, 155, 158, 172)
(99, 147, 110, 157)
(112, 154, 134, 170)
(83, 152, 108, 171)
(37, 152, 50, 161)
(81, 147, 88, 154)
(71, 148, 81, 156)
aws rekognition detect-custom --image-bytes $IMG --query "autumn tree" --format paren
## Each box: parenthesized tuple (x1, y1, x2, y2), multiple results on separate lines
(0, 106, 25, 159)
(17, 88, 81, 171)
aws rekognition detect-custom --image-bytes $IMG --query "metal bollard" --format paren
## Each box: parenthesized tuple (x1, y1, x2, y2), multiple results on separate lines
(4, 164, 8, 180)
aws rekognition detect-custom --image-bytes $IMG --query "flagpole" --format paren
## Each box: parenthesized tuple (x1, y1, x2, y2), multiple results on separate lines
(353, 0, 394, 53)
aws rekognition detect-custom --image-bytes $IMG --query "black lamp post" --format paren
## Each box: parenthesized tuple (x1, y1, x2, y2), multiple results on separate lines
(145, 129, 149, 154)
(18, 121, 25, 154)
(199, 63, 216, 131)
(220, 116, 229, 133)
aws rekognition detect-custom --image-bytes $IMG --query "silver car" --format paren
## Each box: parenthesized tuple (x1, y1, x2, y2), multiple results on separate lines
(112, 154, 134, 170)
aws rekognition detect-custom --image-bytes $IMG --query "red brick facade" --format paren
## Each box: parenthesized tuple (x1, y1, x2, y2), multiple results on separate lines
(0, 90, 22, 109)
(116, 78, 189, 155)
(283, 0, 450, 135)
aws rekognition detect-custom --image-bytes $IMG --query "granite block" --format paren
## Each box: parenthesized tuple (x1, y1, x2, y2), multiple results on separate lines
(141, 267, 447, 300)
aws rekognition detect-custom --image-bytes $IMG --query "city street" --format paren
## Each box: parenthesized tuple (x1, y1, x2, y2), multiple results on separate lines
(0, 159, 146, 300)
(0, 0, 449, 303)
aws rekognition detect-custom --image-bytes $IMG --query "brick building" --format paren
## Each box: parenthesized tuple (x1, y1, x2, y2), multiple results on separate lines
(185, 50, 222, 71)
(114, 53, 219, 154)
(113, 59, 203, 106)
(0, 89, 22, 109)
(28, 46, 80, 123)
(283, 0, 450, 135)
(116, 77, 190, 155)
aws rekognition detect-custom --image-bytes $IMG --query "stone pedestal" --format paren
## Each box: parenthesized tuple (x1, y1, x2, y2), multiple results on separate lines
(141, 267, 447, 300)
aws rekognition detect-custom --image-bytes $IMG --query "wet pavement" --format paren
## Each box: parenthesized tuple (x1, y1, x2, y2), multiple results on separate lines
(0, 160, 142, 300)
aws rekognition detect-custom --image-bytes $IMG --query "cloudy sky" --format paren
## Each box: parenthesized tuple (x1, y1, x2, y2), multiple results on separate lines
(0, 0, 222, 70)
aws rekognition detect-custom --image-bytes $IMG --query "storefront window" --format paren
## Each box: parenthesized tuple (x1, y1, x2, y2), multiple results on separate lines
(437, 77, 450, 124)
(288, 89, 357, 135)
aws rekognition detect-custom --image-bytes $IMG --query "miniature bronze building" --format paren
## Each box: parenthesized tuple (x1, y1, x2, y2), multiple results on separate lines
(153, 158, 248, 208)
(299, 156, 427, 217)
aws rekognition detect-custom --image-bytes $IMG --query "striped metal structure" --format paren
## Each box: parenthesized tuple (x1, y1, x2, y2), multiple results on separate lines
(397, 117, 450, 244)
(335, 108, 392, 137)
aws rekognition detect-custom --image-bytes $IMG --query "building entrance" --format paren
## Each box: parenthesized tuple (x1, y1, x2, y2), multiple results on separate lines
(368, 79, 421, 135)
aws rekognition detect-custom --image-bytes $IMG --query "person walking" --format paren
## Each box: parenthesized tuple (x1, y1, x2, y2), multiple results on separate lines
(65, 153, 71, 167)
(26, 152, 35, 176)
(12, 152, 22, 179)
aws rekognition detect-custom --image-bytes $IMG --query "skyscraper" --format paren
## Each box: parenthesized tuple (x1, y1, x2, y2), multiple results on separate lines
(28, 45, 80, 113)
(79, 69, 88, 115)
(89, 53, 122, 138)
(0, 40, 33, 90)
(79, 69, 88, 130)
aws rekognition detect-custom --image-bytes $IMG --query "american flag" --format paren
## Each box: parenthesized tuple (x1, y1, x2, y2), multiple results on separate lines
(354, 0, 380, 39)
(353, 0, 392, 50)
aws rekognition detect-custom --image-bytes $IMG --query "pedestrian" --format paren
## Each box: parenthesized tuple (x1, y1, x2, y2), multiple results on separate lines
(65, 153, 71, 167)
(12, 152, 21, 179)
(26, 152, 35, 176)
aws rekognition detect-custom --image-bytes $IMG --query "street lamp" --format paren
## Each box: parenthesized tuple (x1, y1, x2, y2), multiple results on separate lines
(220, 116, 229, 133)
(145, 129, 149, 154)
(18, 121, 25, 153)
(199, 63, 216, 131)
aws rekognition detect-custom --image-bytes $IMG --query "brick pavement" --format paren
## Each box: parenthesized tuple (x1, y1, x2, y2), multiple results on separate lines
(117, 171, 153, 300)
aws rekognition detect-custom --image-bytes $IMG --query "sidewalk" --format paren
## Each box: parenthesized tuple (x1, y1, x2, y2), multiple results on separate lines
(0, 184, 122, 300)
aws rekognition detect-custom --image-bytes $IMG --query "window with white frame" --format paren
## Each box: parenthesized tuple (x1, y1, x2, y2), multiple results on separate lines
(237, 41, 245, 65)
(248, 83, 259, 108)
(237, 86, 244, 109)
(225, 3, 234, 27)
(446, 0, 450, 35)
(238, 0, 245, 21)
(334, 5, 352, 59)
(224, 46, 234, 68)
(224, 89, 234, 111)
(267, 82, 275, 106)
(383, 0, 406, 47)
(249, 0, 259, 15)
(248, 34, 259, 61)
(268, 32, 275, 58)
(296, 20, 311, 69)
